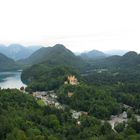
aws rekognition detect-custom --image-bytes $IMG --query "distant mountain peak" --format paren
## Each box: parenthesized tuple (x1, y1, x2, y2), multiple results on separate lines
(0, 44, 41, 60)
(80, 49, 106, 60)
(123, 51, 138, 57)
(53, 44, 66, 48)
(89, 49, 103, 53)
(20, 44, 86, 70)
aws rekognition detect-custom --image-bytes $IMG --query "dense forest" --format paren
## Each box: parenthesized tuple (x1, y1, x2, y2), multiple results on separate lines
(21, 65, 80, 92)
(0, 89, 140, 140)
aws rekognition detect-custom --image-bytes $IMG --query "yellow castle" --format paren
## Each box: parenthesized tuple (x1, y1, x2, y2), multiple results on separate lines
(67, 75, 78, 85)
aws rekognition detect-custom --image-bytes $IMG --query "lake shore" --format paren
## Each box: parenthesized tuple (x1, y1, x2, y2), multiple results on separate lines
(0, 71, 26, 89)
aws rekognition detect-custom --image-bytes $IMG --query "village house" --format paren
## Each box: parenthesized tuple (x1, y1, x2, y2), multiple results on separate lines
(70, 110, 89, 120)
(36, 95, 42, 99)
(45, 98, 55, 106)
(48, 90, 55, 94)
(68, 92, 74, 97)
(122, 111, 127, 119)
(32, 90, 65, 110)
(109, 112, 128, 130)
(33, 91, 48, 97)
(70, 110, 82, 119)
(54, 102, 64, 110)
(76, 121, 81, 126)
(64, 81, 68, 84)
(50, 93, 58, 99)
(123, 104, 132, 109)
(81, 111, 88, 116)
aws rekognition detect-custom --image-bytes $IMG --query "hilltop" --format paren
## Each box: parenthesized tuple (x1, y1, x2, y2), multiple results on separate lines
(20, 44, 86, 69)
(80, 50, 106, 60)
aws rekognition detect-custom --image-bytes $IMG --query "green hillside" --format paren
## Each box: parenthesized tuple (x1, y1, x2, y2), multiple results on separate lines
(84, 51, 140, 85)
(0, 53, 19, 71)
(20, 44, 86, 69)
(80, 50, 106, 60)
(21, 44, 88, 91)
(21, 65, 80, 91)
(89, 51, 140, 69)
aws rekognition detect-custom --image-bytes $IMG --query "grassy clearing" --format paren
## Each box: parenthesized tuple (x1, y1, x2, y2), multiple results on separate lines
(37, 99, 46, 107)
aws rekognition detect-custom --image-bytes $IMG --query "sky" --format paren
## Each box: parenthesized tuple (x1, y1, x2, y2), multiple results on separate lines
(0, 0, 140, 52)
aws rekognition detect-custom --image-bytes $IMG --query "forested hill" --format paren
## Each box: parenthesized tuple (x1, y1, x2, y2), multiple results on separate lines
(21, 46, 140, 91)
(89, 51, 140, 69)
(84, 51, 140, 85)
(0, 53, 19, 71)
(80, 50, 107, 60)
(19, 44, 86, 70)
(21, 44, 88, 91)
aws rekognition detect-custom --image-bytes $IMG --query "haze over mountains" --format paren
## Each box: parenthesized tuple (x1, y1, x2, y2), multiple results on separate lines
(0, 43, 130, 60)
(0, 43, 139, 73)
(18, 44, 138, 68)
(105, 50, 129, 56)
(0, 44, 41, 60)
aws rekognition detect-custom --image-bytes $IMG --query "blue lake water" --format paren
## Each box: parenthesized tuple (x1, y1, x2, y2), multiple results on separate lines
(0, 71, 26, 89)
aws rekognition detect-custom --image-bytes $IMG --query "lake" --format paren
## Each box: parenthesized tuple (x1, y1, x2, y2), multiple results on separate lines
(0, 71, 26, 89)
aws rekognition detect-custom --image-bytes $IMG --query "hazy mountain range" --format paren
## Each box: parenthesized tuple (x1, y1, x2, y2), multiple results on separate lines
(79, 49, 129, 60)
(0, 43, 138, 72)
(0, 43, 130, 61)
(0, 44, 42, 60)
(89, 51, 140, 70)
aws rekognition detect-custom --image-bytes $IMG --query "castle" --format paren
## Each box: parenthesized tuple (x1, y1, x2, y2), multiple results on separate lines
(67, 75, 78, 85)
